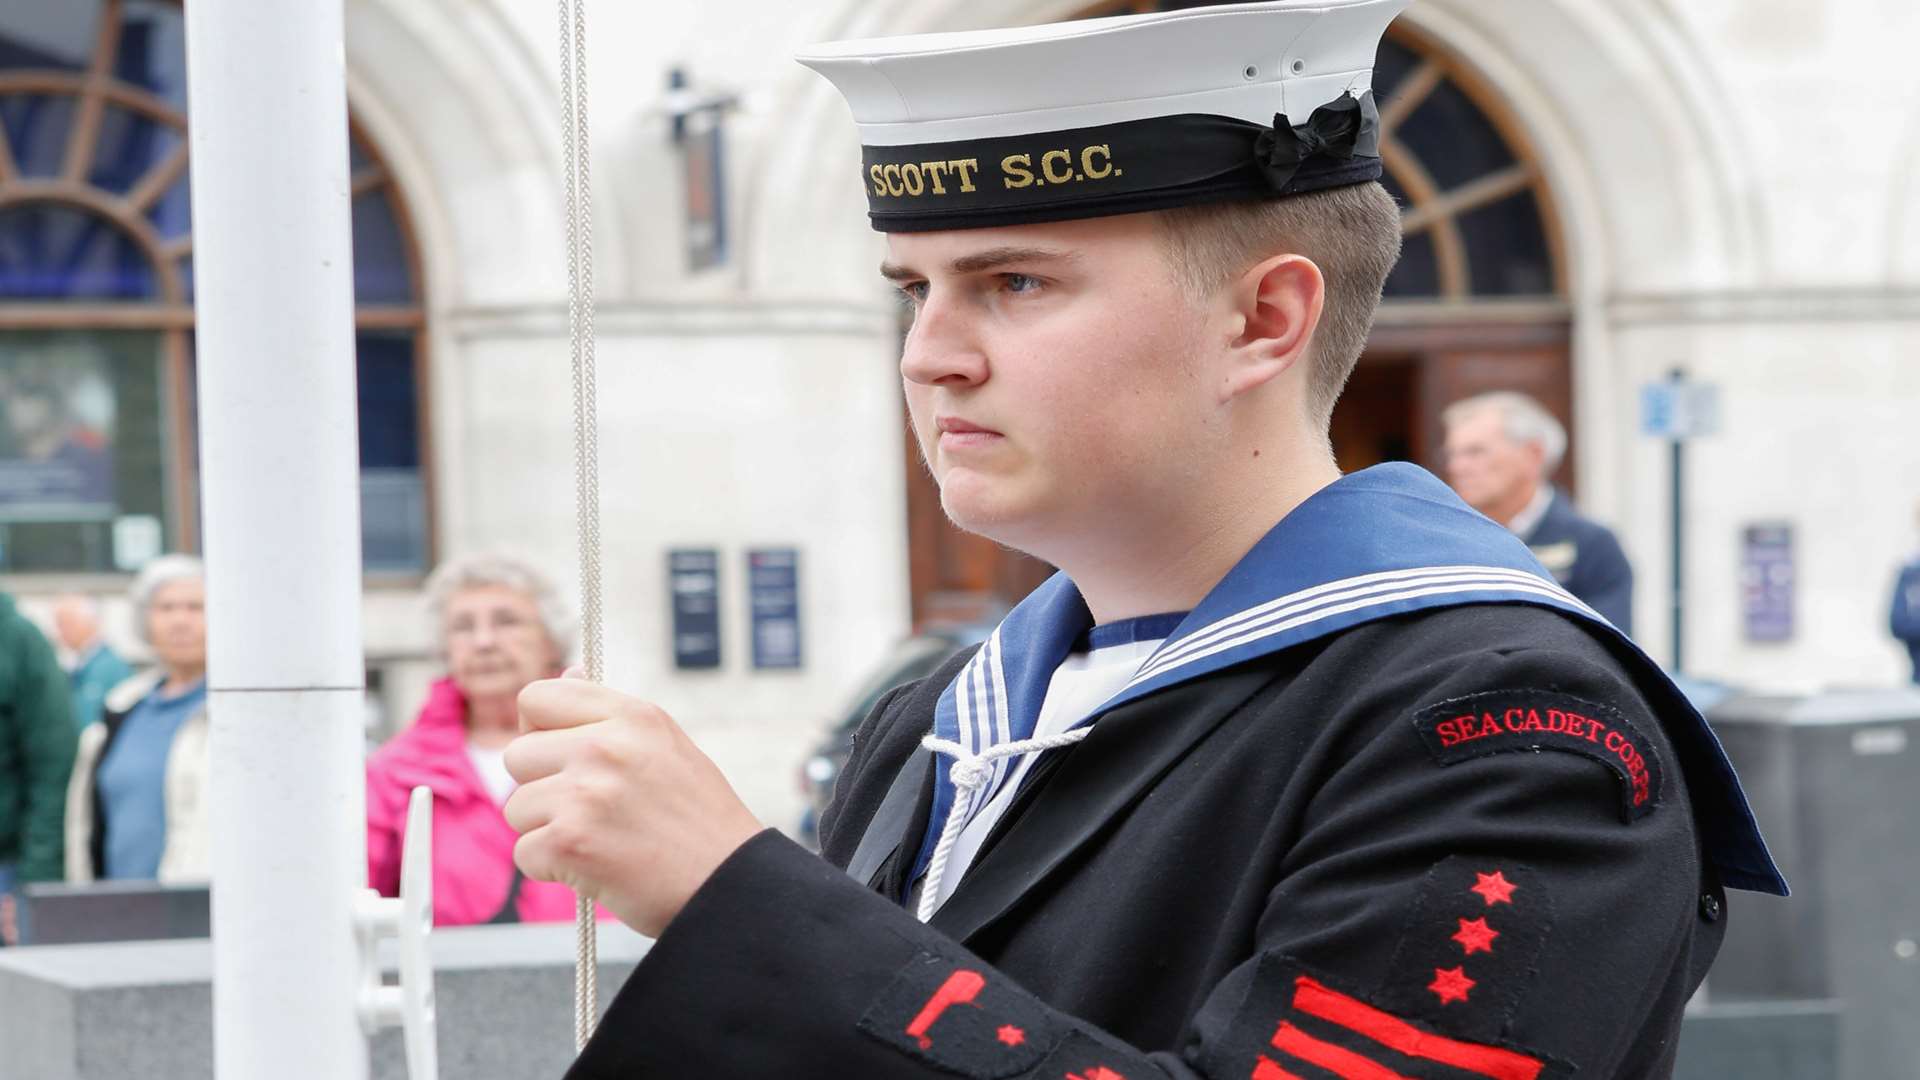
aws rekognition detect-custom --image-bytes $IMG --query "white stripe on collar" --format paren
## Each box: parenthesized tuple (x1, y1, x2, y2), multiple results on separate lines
(1131, 565, 1596, 689)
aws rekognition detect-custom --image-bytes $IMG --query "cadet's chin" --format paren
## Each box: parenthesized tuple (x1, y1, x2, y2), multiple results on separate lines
(938, 473, 1053, 556)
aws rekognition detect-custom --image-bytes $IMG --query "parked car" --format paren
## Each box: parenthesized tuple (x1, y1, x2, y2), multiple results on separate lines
(794, 627, 986, 849)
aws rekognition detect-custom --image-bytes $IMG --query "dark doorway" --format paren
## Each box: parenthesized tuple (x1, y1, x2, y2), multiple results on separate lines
(1344, 322, 1577, 491)
(1331, 355, 1418, 473)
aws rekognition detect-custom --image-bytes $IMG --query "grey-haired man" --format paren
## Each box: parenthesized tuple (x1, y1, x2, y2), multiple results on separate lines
(1443, 391, 1635, 635)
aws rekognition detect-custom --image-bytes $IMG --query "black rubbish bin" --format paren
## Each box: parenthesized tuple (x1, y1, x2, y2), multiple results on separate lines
(1676, 687, 1920, 1080)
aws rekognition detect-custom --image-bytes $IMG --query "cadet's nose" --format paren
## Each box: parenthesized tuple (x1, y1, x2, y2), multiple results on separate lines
(900, 298, 988, 388)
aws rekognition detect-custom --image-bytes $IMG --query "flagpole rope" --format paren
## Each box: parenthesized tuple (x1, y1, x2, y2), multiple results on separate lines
(557, 0, 601, 1052)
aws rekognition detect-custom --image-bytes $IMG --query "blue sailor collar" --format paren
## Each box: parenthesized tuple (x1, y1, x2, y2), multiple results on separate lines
(910, 463, 1787, 897)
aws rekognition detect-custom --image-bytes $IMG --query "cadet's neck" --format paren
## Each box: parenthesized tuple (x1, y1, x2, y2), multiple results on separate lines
(1056, 437, 1341, 625)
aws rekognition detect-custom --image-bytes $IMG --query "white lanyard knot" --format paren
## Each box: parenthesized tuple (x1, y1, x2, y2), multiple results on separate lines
(914, 728, 1092, 922)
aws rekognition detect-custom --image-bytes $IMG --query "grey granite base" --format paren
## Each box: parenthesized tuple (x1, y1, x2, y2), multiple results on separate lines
(0, 923, 651, 1080)
(5, 931, 1845, 1080)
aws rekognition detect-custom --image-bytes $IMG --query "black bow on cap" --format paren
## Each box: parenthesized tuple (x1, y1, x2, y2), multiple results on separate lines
(1254, 91, 1381, 191)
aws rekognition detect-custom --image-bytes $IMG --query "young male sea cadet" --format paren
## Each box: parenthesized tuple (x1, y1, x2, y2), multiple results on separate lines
(501, 3, 1784, 1078)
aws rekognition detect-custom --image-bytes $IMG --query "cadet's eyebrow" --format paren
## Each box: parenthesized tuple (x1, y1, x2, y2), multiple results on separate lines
(879, 246, 1077, 282)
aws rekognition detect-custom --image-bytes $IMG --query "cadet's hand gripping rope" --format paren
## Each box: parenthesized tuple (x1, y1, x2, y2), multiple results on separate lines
(557, 0, 601, 1053)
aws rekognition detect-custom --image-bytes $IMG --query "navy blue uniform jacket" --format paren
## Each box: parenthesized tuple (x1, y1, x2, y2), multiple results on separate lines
(1891, 558, 1920, 682)
(1522, 490, 1634, 637)
(565, 468, 1776, 1080)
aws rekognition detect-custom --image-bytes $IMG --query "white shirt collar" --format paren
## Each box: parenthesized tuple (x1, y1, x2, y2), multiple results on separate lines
(1505, 484, 1554, 539)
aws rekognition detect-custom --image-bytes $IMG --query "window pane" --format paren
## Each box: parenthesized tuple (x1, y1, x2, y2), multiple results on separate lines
(0, 94, 78, 179)
(0, 3, 100, 74)
(0, 203, 157, 300)
(357, 331, 427, 573)
(1460, 189, 1554, 296)
(1379, 169, 1438, 299)
(90, 104, 183, 196)
(352, 187, 416, 304)
(1384, 228, 1440, 299)
(1372, 37, 1421, 106)
(1394, 76, 1516, 194)
(358, 332, 420, 471)
(0, 330, 169, 573)
(116, 2, 190, 113)
(146, 162, 191, 243)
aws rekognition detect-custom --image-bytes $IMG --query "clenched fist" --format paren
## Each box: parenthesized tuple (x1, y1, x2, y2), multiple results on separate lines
(504, 676, 765, 937)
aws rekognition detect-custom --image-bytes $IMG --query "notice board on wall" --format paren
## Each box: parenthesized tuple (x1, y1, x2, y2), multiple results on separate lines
(669, 548, 722, 669)
(1740, 523, 1794, 643)
(747, 548, 802, 670)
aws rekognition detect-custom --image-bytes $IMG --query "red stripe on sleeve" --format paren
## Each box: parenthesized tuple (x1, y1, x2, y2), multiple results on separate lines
(1291, 975, 1545, 1080)
(1253, 1056, 1308, 1080)
(1271, 1022, 1411, 1080)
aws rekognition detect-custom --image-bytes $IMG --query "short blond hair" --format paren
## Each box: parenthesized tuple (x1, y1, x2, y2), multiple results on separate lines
(1159, 182, 1402, 422)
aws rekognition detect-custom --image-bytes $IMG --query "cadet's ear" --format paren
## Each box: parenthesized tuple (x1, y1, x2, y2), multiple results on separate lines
(1218, 252, 1324, 405)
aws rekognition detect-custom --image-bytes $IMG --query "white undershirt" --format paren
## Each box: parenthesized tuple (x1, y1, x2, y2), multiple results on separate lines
(921, 634, 1166, 913)
(466, 743, 516, 806)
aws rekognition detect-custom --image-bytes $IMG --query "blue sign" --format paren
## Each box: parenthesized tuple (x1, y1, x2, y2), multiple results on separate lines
(747, 548, 803, 670)
(1740, 523, 1794, 642)
(1640, 381, 1721, 439)
(668, 549, 722, 670)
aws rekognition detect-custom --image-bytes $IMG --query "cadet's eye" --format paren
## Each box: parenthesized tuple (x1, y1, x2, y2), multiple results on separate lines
(1001, 273, 1041, 294)
(895, 281, 929, 307)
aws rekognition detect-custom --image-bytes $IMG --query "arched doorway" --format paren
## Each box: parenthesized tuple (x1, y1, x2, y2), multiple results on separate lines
(900, 5, 1571, 627)
(0, 0, 432, 576)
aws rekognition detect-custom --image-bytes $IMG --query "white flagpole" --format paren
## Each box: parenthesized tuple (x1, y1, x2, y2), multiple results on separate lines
(182, 0, 369, 1075)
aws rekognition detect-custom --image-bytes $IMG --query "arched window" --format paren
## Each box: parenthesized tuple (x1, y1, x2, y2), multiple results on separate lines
(0, 0, 430, 575)
(1077, 0, 1564, 304)
(1372, 29, 1561, 301)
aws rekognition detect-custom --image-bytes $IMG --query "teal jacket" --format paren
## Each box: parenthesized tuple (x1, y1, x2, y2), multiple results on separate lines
(70, 643, 134, 733)
(0, 594, 79, 881)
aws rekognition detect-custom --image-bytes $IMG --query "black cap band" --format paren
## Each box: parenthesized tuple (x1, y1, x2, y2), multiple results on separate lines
(858, 91, 1381, 232)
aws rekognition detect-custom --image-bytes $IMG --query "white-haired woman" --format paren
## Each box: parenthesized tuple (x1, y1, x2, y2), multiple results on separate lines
(64, 554, 210, 883)
(366, 553, 601, 925)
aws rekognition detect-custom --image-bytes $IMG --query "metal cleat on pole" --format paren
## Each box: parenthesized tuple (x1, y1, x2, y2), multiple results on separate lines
(354, 786, 440, 1080)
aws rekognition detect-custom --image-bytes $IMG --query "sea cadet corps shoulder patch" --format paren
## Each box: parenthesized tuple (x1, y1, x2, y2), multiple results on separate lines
(1409, 689, 1665, 822)
(857, 950, 1061, 1078)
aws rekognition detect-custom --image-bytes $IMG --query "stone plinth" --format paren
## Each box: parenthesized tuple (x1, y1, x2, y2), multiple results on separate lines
(0, 922, 651, 1080)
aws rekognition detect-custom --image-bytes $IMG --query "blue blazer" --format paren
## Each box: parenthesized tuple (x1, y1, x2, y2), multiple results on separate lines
(1522, 489, 1635, 636)
(1891, 559, 1920, 682)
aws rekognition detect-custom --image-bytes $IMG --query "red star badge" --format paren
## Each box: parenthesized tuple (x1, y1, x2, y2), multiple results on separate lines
(1452, 916, 1500, 955)
(1067, 1070, 1128, 1080)
(1428, 965, 1476, 1005)
(996, 1025, 1026, 1047)
(1470, 870, 1517, 906)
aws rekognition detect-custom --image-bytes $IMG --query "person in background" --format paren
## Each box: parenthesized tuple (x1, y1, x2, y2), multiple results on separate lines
(64, 555, 211, 883)
(1443, 390, 1635, 634)
(366, 553, 598, 925)
(1890, 504, 1920, 683)
(0, 589, 79, 945)
(52, 594, 133, 733)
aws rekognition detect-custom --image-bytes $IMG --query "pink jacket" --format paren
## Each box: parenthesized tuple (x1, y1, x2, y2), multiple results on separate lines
(366, 678, 601, 926)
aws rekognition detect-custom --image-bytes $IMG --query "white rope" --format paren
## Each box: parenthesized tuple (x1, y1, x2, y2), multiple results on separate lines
(915, 730, 1092, 923)
(556, 0, 601, 1052)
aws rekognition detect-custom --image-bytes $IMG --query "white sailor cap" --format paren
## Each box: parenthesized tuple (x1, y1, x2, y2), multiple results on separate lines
(797, 0, 1410, 232)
